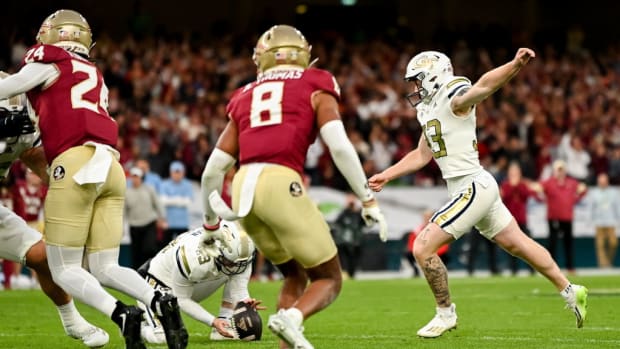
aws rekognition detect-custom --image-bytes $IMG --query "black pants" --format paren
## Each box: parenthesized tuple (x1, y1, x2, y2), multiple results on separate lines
(467, 229, 499, 275)
(509, 223, 535, 275)
(337, 243, 362, 278)
(547, 219, 574, 270)
(130, 221, 159, 269)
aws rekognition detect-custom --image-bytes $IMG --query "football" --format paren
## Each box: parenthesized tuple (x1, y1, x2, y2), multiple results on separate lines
(231, 301, 263, 341)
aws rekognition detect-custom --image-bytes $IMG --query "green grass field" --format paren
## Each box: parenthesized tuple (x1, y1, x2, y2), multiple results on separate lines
(0, 275, 618, 349)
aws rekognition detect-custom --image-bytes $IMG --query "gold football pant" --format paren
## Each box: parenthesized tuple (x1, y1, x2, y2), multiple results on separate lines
(44, 145, 126, 252)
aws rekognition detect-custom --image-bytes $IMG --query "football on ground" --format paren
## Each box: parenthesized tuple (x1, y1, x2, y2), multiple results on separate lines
(231, 301, 263, 341)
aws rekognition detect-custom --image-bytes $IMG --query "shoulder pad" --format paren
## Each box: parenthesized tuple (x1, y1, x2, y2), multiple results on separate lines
(174, 235, 216, 282)
(22, 44, 71, 66)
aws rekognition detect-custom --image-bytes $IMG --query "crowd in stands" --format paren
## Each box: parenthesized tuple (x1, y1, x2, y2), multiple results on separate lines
(5, 29, 620, 189)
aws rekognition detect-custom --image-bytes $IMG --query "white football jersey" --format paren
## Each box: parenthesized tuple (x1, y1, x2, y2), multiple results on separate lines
(416, 76, 482, 179)
(148, 228, 228, 287)
(0, 133, 40, 179)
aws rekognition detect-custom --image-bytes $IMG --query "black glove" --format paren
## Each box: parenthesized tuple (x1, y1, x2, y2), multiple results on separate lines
(0, 108, 35, 138)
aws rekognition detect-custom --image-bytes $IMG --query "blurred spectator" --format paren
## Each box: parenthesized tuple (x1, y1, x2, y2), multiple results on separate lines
(403, 209, 450, 278)
(132, 157, 163, 193)
(500, 162, 536, 275)
(588, 173, 620, 268)
(125, 167, 167, 269)
(331, 192, 365, 279)
(536, 160, 588, 272)
(159, 161, 193, 247)
(559, 133, 590, 182)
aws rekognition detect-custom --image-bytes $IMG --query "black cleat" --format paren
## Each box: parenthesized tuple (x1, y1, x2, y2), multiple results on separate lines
(111, 301, 146, 349)
(151, 292, 188, 349)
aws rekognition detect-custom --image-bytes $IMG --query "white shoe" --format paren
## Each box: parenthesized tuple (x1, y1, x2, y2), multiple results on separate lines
(140, 323, 167, 344)
(268, 309, 314, 349)
(564, 284, 588, 328)
(65, 324, 110, 348)
(417, 303, 458, 338)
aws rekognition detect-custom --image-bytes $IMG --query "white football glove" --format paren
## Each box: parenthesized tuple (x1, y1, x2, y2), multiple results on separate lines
(361, 201, 388, 242)
(202, 221, 228, 246)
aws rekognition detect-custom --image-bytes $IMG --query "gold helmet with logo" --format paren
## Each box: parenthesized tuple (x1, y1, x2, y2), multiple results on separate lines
(36, 9, 93, 57)
(253, 24, 312, 73)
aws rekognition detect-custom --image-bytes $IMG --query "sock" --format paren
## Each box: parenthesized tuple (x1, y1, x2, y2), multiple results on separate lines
(88, 249, 156, 306)
(218, 307, 233, 319)
(46, 245, 118, 317)
(560, 283, 574, 301)
(57, 299, 85, 328)
(437, 304, 455, 316)
(285, 307, 303, 327)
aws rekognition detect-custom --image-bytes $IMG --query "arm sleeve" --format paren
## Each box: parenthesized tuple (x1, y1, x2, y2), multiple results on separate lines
(221, 267, 251, 304)
(171, 268, 216, 327)
(201, 148, 236, 224)
(0, 63, 58, 99)
(320, 120, 373, 202)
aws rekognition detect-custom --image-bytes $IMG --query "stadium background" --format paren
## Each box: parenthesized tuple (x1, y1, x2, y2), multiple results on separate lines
(1, 0, 619, 272)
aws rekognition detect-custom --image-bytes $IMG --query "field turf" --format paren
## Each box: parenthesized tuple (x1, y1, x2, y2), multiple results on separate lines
(0, 274, 617, 348)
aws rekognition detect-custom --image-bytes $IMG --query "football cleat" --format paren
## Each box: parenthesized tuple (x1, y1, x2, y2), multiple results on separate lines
(267, 309, 313, 349)
(565, 284, 588, 328)
(151, 292, 189, 349)
(140, 323, 167, 344)
(111, 302, 146, 349)
(65, 323, 109, 348)
(417, 303, 457, 338)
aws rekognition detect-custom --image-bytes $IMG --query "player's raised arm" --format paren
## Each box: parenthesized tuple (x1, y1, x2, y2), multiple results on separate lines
(451, 48, 535, 113)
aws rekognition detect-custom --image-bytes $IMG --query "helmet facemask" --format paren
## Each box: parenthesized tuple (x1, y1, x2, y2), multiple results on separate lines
(36, 9, 93, 57)
(404, 51, 454, 107)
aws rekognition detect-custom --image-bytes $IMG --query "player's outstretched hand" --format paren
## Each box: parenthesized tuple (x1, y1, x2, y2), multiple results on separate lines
(514, 48, 535, 68)
(368, 173, 389, 192)
(212, 318, 235, 338)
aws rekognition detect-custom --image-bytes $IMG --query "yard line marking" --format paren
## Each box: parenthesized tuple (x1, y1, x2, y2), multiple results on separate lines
(482, 336, 620, 344)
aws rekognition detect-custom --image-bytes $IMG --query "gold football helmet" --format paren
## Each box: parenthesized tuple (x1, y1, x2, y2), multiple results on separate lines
(253, 24, 312, 73)
(36, 9, 93, 57)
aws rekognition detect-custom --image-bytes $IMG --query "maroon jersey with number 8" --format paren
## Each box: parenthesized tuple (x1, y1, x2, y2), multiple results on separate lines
(22, 44, 118, 164)
(226, 67, 340, 175)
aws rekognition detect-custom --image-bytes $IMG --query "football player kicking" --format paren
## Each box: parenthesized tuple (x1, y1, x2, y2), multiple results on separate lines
(202, 25, 388, 349)
(368, 48, 588, 338)
(0, 80, 108, 347)
(136, 220, 264, 344)
(0, 9, 187, 349)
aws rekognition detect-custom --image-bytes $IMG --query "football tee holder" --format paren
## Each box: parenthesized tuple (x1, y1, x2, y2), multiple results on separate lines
(231, 301, 262, 341)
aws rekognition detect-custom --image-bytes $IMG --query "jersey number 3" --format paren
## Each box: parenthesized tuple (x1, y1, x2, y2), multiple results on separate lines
(423, 119, 447, 158)
(250, 81, 284, 128)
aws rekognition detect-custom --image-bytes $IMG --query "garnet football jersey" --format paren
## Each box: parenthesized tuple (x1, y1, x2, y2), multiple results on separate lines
(22, 44, 118, 163)
(226, 67, 340, 175)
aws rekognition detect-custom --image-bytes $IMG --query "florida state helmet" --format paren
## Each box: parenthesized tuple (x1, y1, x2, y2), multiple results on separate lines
(253, 24, 312, 73)
(36, 9, 93, 57)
